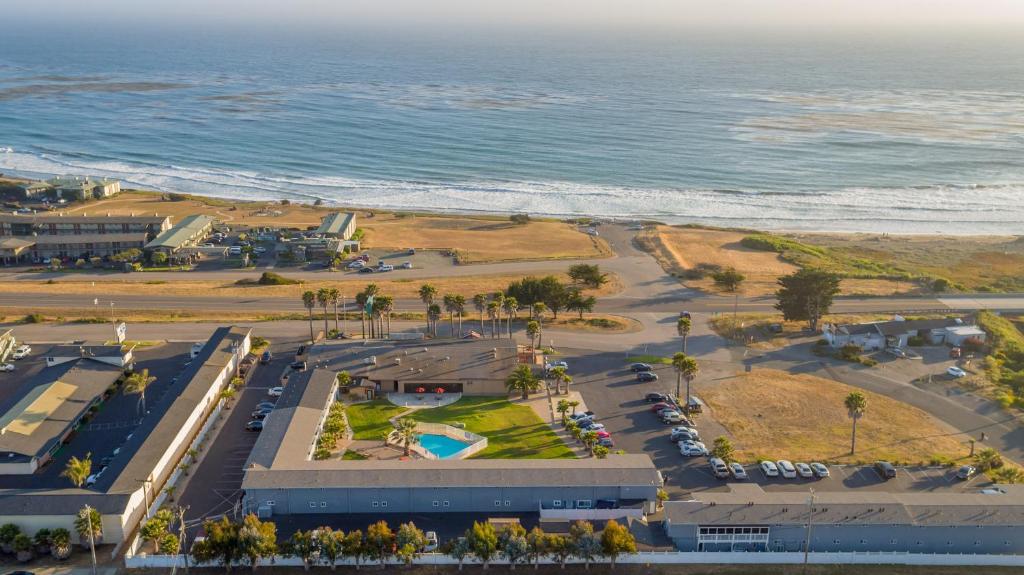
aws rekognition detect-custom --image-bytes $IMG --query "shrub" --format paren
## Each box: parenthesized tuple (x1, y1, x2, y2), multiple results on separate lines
(167, 192, 189, 202)
(23, 313, 45, 324)
(510, 213, 530, 224)
(907, 335, 926, 347)
(256, 271, 301, 286)
(836, 343, 864, 362)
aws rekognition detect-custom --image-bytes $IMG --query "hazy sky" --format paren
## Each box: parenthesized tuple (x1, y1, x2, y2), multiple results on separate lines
(8, 0, 1024, 29)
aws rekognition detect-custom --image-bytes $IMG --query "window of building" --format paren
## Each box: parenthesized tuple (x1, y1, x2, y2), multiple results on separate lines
(320, 502, 327, 508)
(381, 501, 388, 508)
(504, 500, 511, 507)
(309, 502, 317, 509)
(266, 501, 275, 506)
(433, 501, 439, 507)
(494, 500, 501, 507)
(576, 500, 592, 509)
(443, 501, 450, 507)
(552, 500, 563, 508)
(372, 501, 379, 508)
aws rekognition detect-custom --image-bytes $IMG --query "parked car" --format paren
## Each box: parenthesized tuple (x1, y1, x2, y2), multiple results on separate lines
(0, 363, 14, 372)
(256, 401, 276, 411)
(709, 457, 730, 478)
(661, 411, 685, 424)
(886, 347, 908, 358)
(875, 460, 897, 479)
(946, 366, 967, 378)
(670, 430, 698, 443)
(569, 411, 595, 421)
(545, 361, 569, 371)
(358, 266, 375, 273)
(760, 460, 780, 477)
(650, 402, 672, 413)
(424, 531, 438, 552)
(347, 260, 365, 269)
(597, 437, 614, 448)
(595, 430, 611, 439)
(795, 462, 814, 478)
(956, 465, 977, 481)
(290, 361, 307, 371)
(679, 440, 707, 456)
(267, 387, 284, 397)
(777, 460, 798, 479)
(378, 264, 394, 272)
(670, 426, 700, 441)
(400, 261, 413, 269)
(260, 351, 273, 364)
(729, 462, 748, 480)
(630, 362, 653, 372)
(645, 392, 669, 403)
(810, 462, 830, 478)
(85, 466, 107, 487)
(12, 345, 31, 359)
(581, 422, 605, 432)
(251, 408, 273, 419)
(636, 372, 659, 383)
(246, 420, 264, 432)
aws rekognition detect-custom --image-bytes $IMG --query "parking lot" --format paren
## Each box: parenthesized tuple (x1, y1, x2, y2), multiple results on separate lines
(558, 347, 998, 498)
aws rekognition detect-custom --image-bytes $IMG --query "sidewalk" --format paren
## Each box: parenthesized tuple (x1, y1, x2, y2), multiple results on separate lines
(519, 388, 591, 458)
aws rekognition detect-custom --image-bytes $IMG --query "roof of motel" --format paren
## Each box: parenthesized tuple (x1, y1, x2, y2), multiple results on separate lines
(145, 214, 216, 249)
(315, 212, 355, 237)
(246, 368, 338, 469)
(351, 339, 520, 383)
(0, 213, 170, 225)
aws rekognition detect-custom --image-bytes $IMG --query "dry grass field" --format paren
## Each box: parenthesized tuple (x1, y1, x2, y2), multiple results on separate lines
(60, 191, 611, 263)
(701, 369, 970, 465)
(637, 226, 909, 296)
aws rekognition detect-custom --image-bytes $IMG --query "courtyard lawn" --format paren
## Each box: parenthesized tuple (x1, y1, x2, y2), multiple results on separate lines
(411, 396, 575, 459)
(346, 400, 407, 440)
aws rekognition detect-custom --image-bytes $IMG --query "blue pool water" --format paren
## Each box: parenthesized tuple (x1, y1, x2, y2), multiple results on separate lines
(418, 433, 471, 459)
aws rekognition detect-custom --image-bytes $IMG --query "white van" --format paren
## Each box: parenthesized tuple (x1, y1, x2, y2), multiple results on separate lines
(190, 342, 205, 359)
(228, 246, 243, 256)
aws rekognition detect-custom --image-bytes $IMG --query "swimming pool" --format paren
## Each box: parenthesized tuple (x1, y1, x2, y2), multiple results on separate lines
(418, 433, 471, 459)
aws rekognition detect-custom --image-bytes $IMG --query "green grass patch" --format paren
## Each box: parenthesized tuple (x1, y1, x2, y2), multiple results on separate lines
(741, 233, 912, 280)
(341, 450, 368, 460)
(346, 400, 407, 440)
(409, 396, 575, 459)
(626, 355, 671, 365)
(977, 311, 1024, 408)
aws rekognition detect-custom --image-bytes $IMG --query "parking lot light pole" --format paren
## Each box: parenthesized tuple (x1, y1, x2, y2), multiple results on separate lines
(803, 488, 815, 565)
(109, 301, 117, 341)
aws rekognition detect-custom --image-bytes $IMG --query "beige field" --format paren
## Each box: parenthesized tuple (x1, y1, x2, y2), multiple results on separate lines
(638, 226, 908, 296)
(702, 369, 970, 465)
(0, 270, 620, 301)
(60, 191, 611, 263)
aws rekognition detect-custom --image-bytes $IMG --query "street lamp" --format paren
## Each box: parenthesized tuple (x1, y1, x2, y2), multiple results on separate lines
(109, 301, 117, 341)
(803, 488, 815, 564)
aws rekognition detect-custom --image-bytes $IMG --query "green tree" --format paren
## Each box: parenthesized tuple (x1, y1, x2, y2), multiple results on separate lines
(341, 529, 366, 570)
(428, 303, 442, 338)
(526, 320, 540, 349)
(396, 522, 427, 566)
(237, 514, 277, 572)
(0, 523, 21, 553)
(442, 536, 472, 571)
(443, 293, 459, 338)
(376, 295, 394, 337)
(419, 284, 437, 334)
(160, 533, 181, 555)
(711, 267, 746, 292)
(49, 528, 72, 560)
(549, 365, 572, 396)
(75, 506, 103, 548)
(140, 509, 174, 553)
(600, 519, 637, 569)
(486, 301, 500, 338)
(193, 516, 241, 572)
(394, 418, 420, 457)
(566, 289, 597, 320)
(932, 277, 951, 293)
(974, 448, 1004, 472)
(317, 288, 332, 340)
(124, 368, 157, 415)
(498, 523, 529, 570)
(672, 353, 699, 403)
(317, 527, 344, 570)
(473, 293, 488, 334)
(301, 290, 317, 343)
(567, 399, 580, 415)
(568, 521, 601, 570)
(61, 453, 92, 488)
(505, 364, 541, 400)
(467, 521, 498, 570)
(525, 526, 549, 569)
(844, 391, 868, 455)
(567, 264, 608, 289)
(502, 296, 519, 339)
(593, 445, 610, 459)
(365, 520, 395, 569)
(774, 268, 842, 331)
(581, 430, 599, 457)
(556, 399, 571, 424)
(151, 251, 169, 266)
(453, 294, 467, 337)
(677, 316, 692, 352)
(327, 288, 341, 333)
(532, 302, 546, 347)
(547, 533, 572, 569)
(287, 530, 318, 571)
(711, 436, 735, 462)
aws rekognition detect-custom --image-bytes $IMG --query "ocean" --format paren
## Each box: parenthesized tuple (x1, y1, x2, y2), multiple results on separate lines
(1, 25, 1023, 234)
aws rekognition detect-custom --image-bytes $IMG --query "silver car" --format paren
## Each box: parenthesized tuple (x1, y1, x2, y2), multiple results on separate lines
(810, 462, 830, 478)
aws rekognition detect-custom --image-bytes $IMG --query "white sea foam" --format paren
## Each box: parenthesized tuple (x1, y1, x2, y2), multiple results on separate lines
(3, 150, 1023, 235)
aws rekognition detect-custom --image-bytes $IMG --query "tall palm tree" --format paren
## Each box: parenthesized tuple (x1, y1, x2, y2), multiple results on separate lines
(844, 391, 868, 455)
(362, 284, 380, 339)
(677, 317, 691, 353)
(428, 304, 442, 337)
(394, 418, 419, 456)
(671, 353, 699, 404)
(301, 290, 317, 343)
(452, 294, 466, 338)
(502, 296, 518, 339)
(419, 284, 437, 335)
(526, 321, 540, 350)
(327, 288, 341, 333)
(505, 364, 541, 400)
(532, 303, 547, 348)
(317, 288, 331, 338)
(61, 453, 92, 488)
(124, 368, 157, 415)
(486, 301, 500, 338)
(472, 294, 487, 335)
(491, 293, 505, 338)
(376, 295, 394, 337)
(355, 291, 368, 339)
(443, 294, 457, 338)
(549, 366, 572, 395)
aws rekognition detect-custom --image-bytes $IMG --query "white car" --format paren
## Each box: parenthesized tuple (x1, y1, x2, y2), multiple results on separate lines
(810, 462, 830, 478)
(795, 462, 814, 478)
(0, 363, 14, 372)
(85, 466, 107, 487)
(581, 422, 605, 432)
(267, 387, 284, 397)
(424, 531, 439, 552)
(347, 260, 365, 269)
(545, 361, 569, 372)
(253, 246, 267, 254)
(729, 462, 748, 480)
(760, 460, 779, 477)
(378, 264, 394, 272)
(670, 426, 700, 439)
(777, 460, 798, 479)
(947, 366, 967, 378)
(679, 440, 707, 456)
(12, 345, 30, 359)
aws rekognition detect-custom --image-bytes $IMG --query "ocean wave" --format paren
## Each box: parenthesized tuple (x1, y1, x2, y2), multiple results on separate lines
(2, 149, 1023, 235)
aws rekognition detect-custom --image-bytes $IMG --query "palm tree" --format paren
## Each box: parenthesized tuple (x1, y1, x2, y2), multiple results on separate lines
(556, 399, 571, 424)
(567, 400, 580, 416)
(61, 453, 92, 488)
(473, 294, 488, 335)
(302, 291, 317, 343)
(443, 294, 458, 338)
(532, 303, 546, 348)
(317, 288, 331, 338)
(549, 366, 572, 395)
(505, 364, 541, 400)
(677, 317, 691, 353)
(844, 391, 868, 455)
(502, 296, 518, 339)
(419, 284, 437, 335)
(124, 368, 157, 415)
(362, 284, 380, 339)
(428, 304, 442, 337)
(492, 293, 505, 338)
(486, 301, 500, 338)
(581, 430, 598, 456)
(355, 291, 368, 339)
(452, 294, 466, 338)
(394, 418, 419, 456)
(376, 295, 394, 337)
(671, 353, 699, 403)
(526, 321, 540, 350)
(327, 288, 341, 333)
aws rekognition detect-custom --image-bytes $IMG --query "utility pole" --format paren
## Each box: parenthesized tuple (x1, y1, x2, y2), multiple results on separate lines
(178, 505, 190, 575)
(803, 488, 815, 565)
(85, 504, 98, 575)
(137, 478, 152, 513)
(109, 301, 117, 341)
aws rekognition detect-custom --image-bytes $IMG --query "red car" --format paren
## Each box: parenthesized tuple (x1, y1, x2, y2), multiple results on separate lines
(595, 430, 611, 439)
(650, 402, 672, 413)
